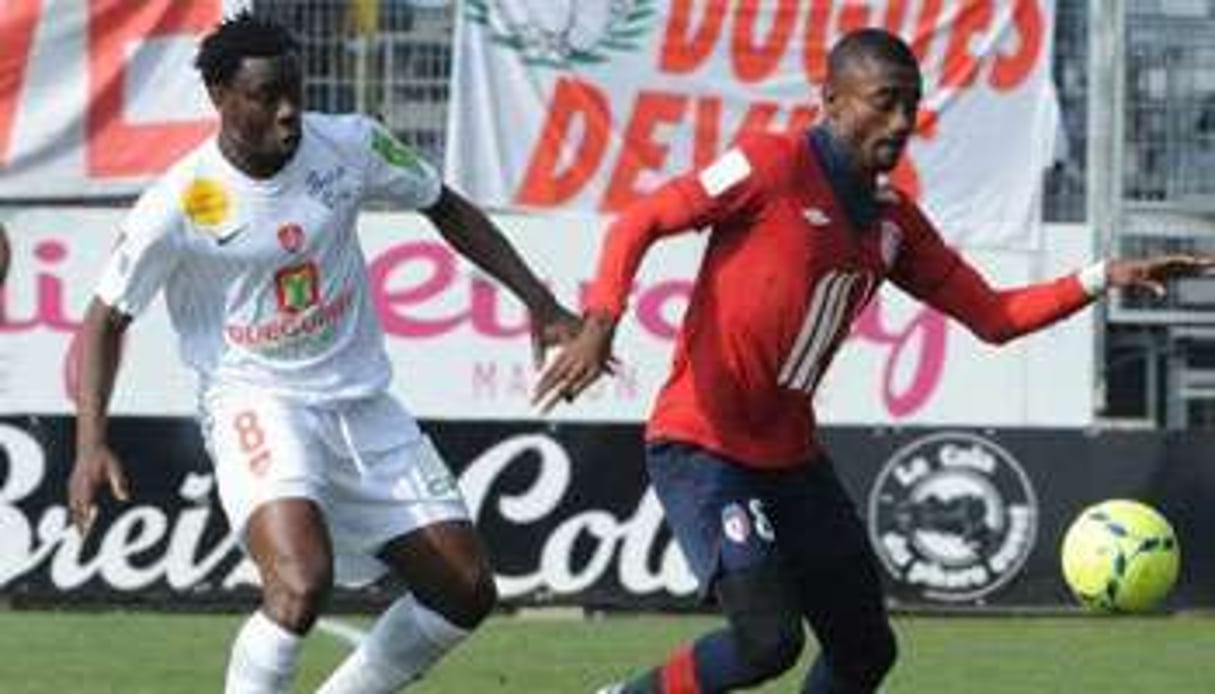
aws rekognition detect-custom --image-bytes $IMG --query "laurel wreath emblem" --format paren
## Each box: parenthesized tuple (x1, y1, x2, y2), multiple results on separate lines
(465, 0, 657, 68)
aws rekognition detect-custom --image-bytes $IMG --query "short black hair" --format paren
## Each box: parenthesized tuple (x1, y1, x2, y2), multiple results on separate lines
(195, 10, 299, 87)
(827, 28, 919, 80)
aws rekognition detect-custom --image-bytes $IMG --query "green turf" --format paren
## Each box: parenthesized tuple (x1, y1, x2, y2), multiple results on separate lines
(0, 610, 1211, 692)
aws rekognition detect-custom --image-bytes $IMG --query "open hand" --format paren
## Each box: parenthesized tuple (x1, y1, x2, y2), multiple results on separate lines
(529, 299, 582, 370)
(533, 312, 618, 414)
(67, 445, 130, 536)
(1107, 254, 1215, 297)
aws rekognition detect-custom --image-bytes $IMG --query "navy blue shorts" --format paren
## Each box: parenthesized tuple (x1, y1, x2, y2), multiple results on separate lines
(647, 440, 877, 599)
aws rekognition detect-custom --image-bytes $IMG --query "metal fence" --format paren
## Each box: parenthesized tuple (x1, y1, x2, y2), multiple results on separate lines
(254, 0, 453, 166)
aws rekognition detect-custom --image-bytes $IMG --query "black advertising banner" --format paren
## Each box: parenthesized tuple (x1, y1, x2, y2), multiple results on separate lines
(2, 416, 1213, 611)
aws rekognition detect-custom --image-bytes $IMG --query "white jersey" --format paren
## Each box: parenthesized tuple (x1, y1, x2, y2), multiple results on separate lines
(96, 112, 441, 404)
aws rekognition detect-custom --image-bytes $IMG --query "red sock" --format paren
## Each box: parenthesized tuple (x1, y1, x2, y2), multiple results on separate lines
(659, 645, 700, 694)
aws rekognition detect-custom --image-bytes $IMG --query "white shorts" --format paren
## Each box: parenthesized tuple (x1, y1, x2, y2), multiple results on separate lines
(201, 387, 469, 587)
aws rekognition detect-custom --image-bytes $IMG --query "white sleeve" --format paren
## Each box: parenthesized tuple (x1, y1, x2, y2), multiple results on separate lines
(95, 178, 185, 317)
(359, 116, 442, 209)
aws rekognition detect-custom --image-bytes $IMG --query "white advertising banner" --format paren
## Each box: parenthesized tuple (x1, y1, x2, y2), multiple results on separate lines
(448, 0, 1059, 249)
(0, 207, 1092, 425)
(0, 0, 247, 199)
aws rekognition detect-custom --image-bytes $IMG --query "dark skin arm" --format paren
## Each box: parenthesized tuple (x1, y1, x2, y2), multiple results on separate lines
(67, 298, 132, 534)
(422, 185, 580, 367)
(0, 224, 9, 287)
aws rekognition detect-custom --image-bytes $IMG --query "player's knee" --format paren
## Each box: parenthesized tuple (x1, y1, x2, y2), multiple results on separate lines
(417, 560, 497, 631)
(717, 566, 806, 679)
(262, 558, 333, 633)
(446, 563, 497, 629)
(734, 611, 805, 676)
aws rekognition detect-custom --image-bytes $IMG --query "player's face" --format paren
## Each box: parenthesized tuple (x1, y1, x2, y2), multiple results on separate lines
(824, 59, 921, 176)
(211, 54, 304, 174)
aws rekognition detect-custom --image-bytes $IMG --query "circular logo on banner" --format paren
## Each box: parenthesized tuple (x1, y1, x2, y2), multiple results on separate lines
(464, 0, 658, 68)
(867, 432, 1038, 604)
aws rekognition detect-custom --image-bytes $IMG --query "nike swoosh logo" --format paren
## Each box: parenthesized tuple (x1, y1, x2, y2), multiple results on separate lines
(214, 225, 249, 246)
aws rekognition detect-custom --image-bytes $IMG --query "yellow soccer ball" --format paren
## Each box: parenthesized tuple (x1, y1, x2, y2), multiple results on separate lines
(1060, 499, 1180, 613)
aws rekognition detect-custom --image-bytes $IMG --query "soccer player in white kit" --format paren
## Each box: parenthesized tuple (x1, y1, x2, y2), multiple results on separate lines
(67, 12, 578, 693)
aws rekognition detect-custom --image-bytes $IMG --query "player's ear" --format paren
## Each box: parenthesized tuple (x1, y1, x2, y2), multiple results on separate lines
(205, 83, 226, 110)
(821, 81, 841, 119)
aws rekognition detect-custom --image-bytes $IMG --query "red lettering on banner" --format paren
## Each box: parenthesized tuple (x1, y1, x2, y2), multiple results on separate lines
(800, 0, 834, 84)
(0, 0, 41, 166)
(691, 97, 722, 169)
(910, 0, 945, 62)
(602, 91, 687, 212)
(658, 0, 1045, 92)
(940, 0, 994, 89)
(883, 0, 912, 34)
(837, 1, 873, 36)
(659, 0, 727, 74)
(86, 0, 220, 178)
(517, 83, 923, 212)
(517, 78, 610, 206)
(732, 0, 798, 83)
(991, 0, 1044, 91)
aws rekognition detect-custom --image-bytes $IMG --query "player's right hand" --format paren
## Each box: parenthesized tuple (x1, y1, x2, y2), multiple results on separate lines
(533, 311, 618, 414)
(68, 445, 131, 536)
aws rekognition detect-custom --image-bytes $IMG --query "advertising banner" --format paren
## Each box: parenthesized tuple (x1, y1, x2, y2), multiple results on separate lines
(3, 417, 1213, 611)
(448, 1, 1060, 249)
(0, 0, 247, 200)
(0, 207, 1091, 425)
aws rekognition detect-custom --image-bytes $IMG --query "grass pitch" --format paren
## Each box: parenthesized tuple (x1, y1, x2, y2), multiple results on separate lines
(0, 610, 1210, 692)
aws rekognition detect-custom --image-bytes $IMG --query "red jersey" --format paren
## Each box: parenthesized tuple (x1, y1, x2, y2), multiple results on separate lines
(585, 132, 1092, 470)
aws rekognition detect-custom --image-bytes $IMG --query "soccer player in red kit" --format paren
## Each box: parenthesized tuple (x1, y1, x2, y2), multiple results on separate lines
(536, 28, 1211, 694)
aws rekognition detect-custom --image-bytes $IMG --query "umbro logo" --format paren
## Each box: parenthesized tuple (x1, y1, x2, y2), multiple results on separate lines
(803, 207, 831, 226)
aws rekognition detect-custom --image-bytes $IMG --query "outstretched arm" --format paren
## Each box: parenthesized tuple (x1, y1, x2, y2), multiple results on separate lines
(422, 185, 579, 367)
(916, 255, 1213, 345)
(68, 298, 133, 534)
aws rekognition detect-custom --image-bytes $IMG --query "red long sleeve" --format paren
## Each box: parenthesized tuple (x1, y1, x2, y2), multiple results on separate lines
(925, 258, 1094, 344)
(582, 178, 712, 318)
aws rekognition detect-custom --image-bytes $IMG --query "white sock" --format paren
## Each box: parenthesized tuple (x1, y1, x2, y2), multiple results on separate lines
(317, 594, 470, 694)
(224, 611, 304, 694)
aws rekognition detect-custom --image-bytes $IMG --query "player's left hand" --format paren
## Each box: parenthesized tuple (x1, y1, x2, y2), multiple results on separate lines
(1107, 254, 1215, 297)
(529, 297, 582, 370)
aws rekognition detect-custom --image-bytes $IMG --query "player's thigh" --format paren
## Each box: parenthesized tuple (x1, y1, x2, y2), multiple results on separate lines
(325, 428, 474, 588)
(774, 463, 893, 661)
(646, 442, 786, 591)
(245, 496, 335, 590)
(203, 390, 326, 541)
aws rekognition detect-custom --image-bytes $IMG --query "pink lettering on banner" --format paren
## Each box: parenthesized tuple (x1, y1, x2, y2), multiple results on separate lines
(852, 299, 949, 418)
(367, 239, 948, 418)
(0, 232, 948, 419)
